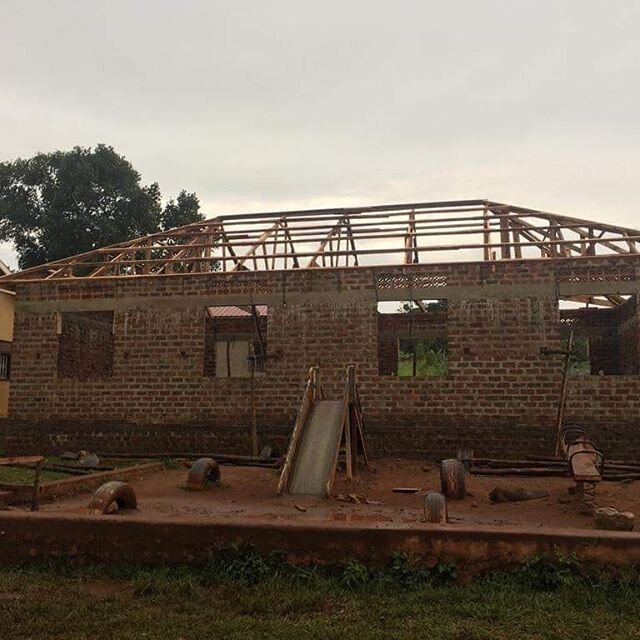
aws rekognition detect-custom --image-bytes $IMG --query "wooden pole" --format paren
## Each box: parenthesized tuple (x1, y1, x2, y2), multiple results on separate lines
(249, 352, 258, 457)
(554, 330, 574, 456)
(30, 459, 42, 512)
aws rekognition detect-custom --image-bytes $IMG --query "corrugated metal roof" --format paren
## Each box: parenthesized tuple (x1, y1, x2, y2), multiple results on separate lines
(206, 305, 267, 318)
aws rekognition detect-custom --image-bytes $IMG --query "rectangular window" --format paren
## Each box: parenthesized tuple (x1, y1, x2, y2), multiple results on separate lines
(378, 299, 448, 377)
(204, 305, 267, 378)
(559, 294, 639, 376)
(57, 311, 114, 378)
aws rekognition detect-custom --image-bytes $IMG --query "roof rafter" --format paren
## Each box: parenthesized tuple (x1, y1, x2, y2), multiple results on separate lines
(1, 199, 639, 285)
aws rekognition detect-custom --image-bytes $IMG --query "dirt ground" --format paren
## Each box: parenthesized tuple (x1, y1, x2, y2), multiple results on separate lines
(36, 459, 640, 531)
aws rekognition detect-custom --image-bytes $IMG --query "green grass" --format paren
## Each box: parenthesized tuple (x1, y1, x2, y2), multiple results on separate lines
(0, 457, 147, 485)
(1, 552, 640, 639)
(398, 349, 448, 377)
(0, 460, 69, 484)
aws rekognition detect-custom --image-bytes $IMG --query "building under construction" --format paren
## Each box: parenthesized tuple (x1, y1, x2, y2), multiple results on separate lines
(1, 199, 639, 459)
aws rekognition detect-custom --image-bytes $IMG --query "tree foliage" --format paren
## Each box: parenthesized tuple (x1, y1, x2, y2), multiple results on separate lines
(160, 190, 202, 232)
(0, 145, 205, 268)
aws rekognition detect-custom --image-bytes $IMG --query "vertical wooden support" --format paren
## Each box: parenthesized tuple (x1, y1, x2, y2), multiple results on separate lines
(30, 459, 42, 512)
(554, 330, 574, 456)
(483, 206, 491, 261)
(512, 222, 523, 259)
(499, 214, 511, 259)
(249, 358, 258, 457)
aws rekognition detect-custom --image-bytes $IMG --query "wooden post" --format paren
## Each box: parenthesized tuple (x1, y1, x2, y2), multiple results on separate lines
(554, 330, 574, 456)
(30, 459, 42, 512)
(482, 206, 491, 261)
(440, 459, 466, 499)
(249, 351, 258, 457)
(499, 214, 511, 259)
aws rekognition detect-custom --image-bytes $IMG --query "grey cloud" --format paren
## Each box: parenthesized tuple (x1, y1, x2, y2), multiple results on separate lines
(1, 0, 639, 267)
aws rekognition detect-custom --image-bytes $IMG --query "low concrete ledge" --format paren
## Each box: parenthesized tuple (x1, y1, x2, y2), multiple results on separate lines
(0, 512, 639, 573)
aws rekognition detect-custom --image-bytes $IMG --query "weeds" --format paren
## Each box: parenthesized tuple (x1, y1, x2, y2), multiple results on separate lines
(3, 552, 640, 639)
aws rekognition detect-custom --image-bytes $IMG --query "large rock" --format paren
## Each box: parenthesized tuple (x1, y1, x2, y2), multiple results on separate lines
(594, 507, 635, 532)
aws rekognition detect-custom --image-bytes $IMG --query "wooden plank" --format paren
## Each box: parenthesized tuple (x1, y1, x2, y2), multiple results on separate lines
(276, 367, 318, 495)
(0, 456, 44, 466)
(566, 439, 601, 482)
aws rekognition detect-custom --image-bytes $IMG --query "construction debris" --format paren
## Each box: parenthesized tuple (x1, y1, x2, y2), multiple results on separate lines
(78, 451, 100, 467)
(594, 507, 635, 532)
(336, 493, 382, 505)
(489, 487, 550, 503)
(392, 487, 420, 493)
(100, 452, 282, 468)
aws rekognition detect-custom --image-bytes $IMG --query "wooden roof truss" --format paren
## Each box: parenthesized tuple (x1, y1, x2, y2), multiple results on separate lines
(2, 199, 639, 287)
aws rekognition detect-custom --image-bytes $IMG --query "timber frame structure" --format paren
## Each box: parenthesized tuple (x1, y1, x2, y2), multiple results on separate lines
(4, 197, 640, 462)
(2, 200, 639, 303)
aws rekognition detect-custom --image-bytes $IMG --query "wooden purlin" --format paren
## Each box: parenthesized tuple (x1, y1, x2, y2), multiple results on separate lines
(2, 199, 640, 283)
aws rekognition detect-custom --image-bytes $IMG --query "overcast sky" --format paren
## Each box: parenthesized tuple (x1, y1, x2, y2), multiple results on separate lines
(2, 0, 640, 269)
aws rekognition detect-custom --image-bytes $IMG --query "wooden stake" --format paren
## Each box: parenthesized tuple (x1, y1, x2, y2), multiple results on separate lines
(554, 330, 574, 456)
(30, 459, 42, 512)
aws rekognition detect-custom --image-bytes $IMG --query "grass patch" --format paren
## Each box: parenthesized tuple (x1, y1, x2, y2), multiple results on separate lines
(0, 456, 150, 485)
(0, 459, 69, 484)
(1, 551, 640, 639)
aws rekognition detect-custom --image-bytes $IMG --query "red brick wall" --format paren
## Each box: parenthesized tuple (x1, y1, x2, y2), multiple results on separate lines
(6, 256, 640, 459)
(57, 311, 114, 378)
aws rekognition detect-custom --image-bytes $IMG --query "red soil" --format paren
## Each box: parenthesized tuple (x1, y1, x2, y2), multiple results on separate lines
(38, 459, 640, 532)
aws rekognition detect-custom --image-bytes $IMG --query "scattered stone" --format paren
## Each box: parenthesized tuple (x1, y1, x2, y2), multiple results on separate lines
(336, 493, 383, 505)
(79, 452, 100, 467)
(471, 501, 479, 508)
(594, 507, 635, 531)
(489, 487, 549, 504)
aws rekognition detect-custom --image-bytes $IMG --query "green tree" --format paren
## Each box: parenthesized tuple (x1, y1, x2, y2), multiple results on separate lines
(0, 145, 203, 268)
(160, 190, 204, 231)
